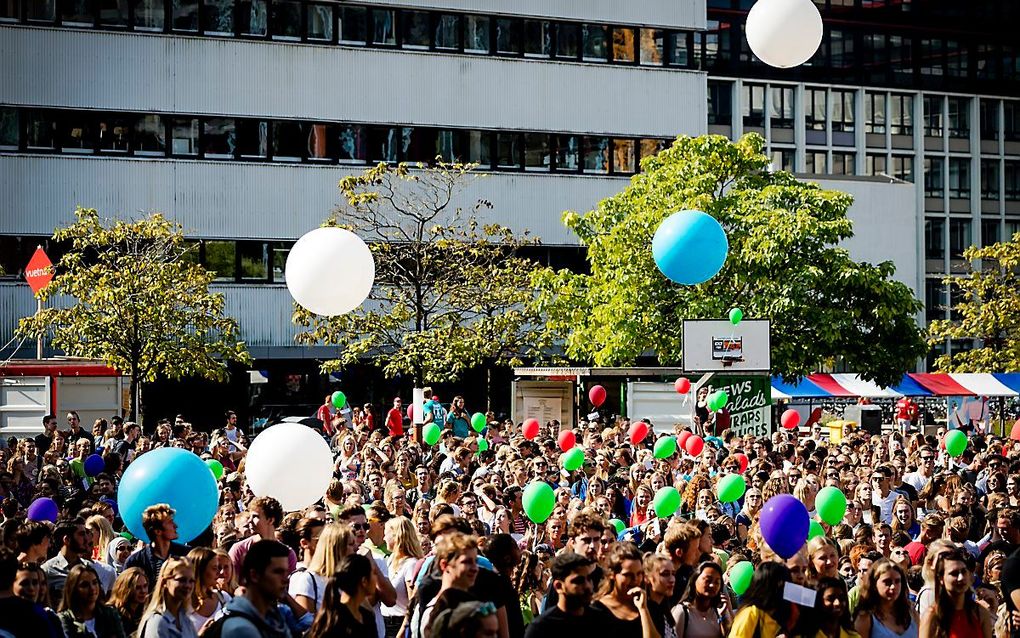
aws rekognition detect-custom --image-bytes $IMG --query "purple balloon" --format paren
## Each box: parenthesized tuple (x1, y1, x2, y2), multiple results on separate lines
(27, 497, 59, 523)
(100, 497, 119, 516)
(759, 494, 809, 559)
(84, 454, 105, 477)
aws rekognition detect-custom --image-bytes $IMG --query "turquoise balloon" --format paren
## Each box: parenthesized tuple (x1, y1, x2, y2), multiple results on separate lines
(652, 486, 681, 518)
(729, 561, 754, 596)
(717, 474, 746, 503)
(652, 210, 729, 285)
(523, 481, 556, 524)
(117, 448, 218, 543)
(423, 423, 442, 446)
(654, 436, 678, 459)
(561, 447, 585, 472)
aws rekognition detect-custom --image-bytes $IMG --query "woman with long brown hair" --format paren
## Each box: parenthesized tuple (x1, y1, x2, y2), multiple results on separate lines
(108, 567, 149, 637)
(57, 563, 127, 638)
(591, 542, 660, 638)
(853, 558, 918, 638)
(307, 554, 377, 638)
(186, 547, 232, 632)
(918, 548, 992, 638)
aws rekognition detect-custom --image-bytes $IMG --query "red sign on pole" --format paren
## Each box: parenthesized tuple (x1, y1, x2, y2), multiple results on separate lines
(25, 247, 53, 295)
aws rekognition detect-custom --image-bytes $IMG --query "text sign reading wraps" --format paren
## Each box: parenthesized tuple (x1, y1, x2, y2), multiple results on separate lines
(710, 374, 773, 438)
(25, 248, 53, 295)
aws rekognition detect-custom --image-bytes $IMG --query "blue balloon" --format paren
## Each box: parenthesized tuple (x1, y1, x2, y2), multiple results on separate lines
(652, 210, 729, 285)
(117, 448, 218, 543)
(83, 454, 105, 477)
(759, 494, 809, 559)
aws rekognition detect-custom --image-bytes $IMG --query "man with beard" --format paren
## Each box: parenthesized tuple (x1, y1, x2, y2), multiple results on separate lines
(525, 552, 607, 637)
(541, 511, 606, 611)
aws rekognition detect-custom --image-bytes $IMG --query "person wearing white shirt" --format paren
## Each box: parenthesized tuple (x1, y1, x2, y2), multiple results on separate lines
(382, 517, 425, 638)
(902, 446, 936, 494)
(289, 524, 353, 616)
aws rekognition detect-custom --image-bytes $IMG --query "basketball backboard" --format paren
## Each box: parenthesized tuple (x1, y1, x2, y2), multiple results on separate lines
(682, 319, 771, 372)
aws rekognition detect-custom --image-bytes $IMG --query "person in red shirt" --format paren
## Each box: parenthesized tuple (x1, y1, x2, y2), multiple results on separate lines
(316, 394, 335, 437)
(386, 396, 404, 438)
(895, 397, 917, 435)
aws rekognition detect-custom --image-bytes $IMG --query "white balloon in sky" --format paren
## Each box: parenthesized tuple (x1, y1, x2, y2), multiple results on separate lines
(245, 423, 333, 511)
(745, 0, 824, 69)
(285, 227, 374, 316)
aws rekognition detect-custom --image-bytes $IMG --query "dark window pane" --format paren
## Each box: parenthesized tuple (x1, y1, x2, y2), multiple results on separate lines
(238, 242, 268, 280)
(981, 99, 999, 141)
(613, 139, 636, 174)
(612, 27, 636, 62)
(582, 24, 607, 62)
(495, 18, 520, 55)
(133, 114, 165, 155)
(171, 117, 199, 155)
(770, 86, 794, 129)
(524, 20, 551, 57)
(238, 0, 266, 35)
(772, 149, 796, 172)
(60, 0, 92, 25)
(272, 120, 303, 161)
(401, 10, 429, 49)
(339, 6, 365, 43)
(205, 241, 235, 280)
(305, 123, 333, 161)
(556, 135, 579, 171)
(982, 160, 1000, 199)
(371, 8, 395, 45)
(202, 0, 231, 34)
(1007, 102, 1020, 142)
(948, 158, 970, 198)
(0, 0, 18, 20)
(464, 15, 488, 53)
(742, 83, 766, 128)
(805, 151, 826, 174)
(670, 32, 690, 66)
(133, 0, 163, 29)
(366, 126, 398, 163)
(707, 80, 732, 125)
(640, 29, 664, 65)
(270, 0, 300, 39)
(402, 127, 436, 163)
(1006, 162, 1020, 200)
(237, 119, 268, 158)
(890, 94, 913, 135)
(97, 114, 131, 153)
(59, 112, 93, 153)
(271, 242, 291, 282)
(925, 157, 944, 197)
(892, 155, 914, 182)
(947, 97, 970, 138)
(337, 124, 365, 162)
(306, 3, 331, 41)
(497, 133, 521, 169)
(865, 92, 886, 134)
(924, 96, 943, 137)
(172, 0, 198, 31)
(204, 118, 236, 158)
(435, 129, 456, 162)
(98, 0, 129, 26)
(523, 133, 551, 170)
(583, 136, 609, 173)
(832, 152, 855, 175)
(832, 89, 855, 133)
(806, 88, 827, 131)
(464, 130, 491, 166)
(0, 108, 20, 149)
(434, 13, 458, 50)
(555, 22, 579, 59)
(26, 0, 55, 21)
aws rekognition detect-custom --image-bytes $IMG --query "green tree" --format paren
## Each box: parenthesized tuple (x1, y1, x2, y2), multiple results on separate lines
(17, 207, 251, 423)
(294, 161, 549, 394)
(532, 134, 926, 387)
(928, 237, 1020, 371)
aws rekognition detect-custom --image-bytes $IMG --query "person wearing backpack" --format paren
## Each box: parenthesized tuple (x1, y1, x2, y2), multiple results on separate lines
(289, 524, 355, 616)
(212, 540, 292, 638)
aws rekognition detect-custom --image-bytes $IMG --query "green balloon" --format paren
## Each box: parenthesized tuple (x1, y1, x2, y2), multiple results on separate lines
(476, 439, 489, 455)
(561, 447, 585, 471)
(652, 486, 681, 518)
(717, 474, 746, 503)
(729, 560, 754, 596)
(945, 429, 968, 457)
(808, 519, 825, 540)
(423, 423, 442, 446)
(206, 459, 224, 480)
(331, 390, 346, 409)
(523, 481, 556, 524)
(118, 531, 134, 541)
(609, 518, 626, 535)
(470, 412, 487, 433)
(653, 436, 678, 459)
(708, 390, 729, 412)
(816, 486, 847, 525)
(729, 308, 743, 325)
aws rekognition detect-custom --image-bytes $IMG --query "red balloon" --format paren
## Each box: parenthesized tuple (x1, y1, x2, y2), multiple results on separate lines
(1010, 419, 1020, 441)
(406, 405, 414, 420)
(677, 431, 692, 450)
(733, 452, 749, 474)
(589, 385, 607, 408)
(522, 418, 540, 440)
(629, 422, 649, 446)
(781, 409, 801, 430)
(558, 430, 576, 452)
(685, 434, 705, 456)
(674, 378, 691, 394)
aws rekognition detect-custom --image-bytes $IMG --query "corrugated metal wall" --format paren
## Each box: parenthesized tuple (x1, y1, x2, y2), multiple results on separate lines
(1, 27, 707, 138)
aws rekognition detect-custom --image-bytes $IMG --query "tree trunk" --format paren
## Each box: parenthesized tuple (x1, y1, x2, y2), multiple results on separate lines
(137, 383, 145, 431)
(486, 366, 492, 412)
(128, 370, 138, 423)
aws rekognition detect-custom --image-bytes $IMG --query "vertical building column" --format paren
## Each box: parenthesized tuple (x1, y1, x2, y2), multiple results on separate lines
(854, 88, 866, 175)
(794, 83, 806, 172)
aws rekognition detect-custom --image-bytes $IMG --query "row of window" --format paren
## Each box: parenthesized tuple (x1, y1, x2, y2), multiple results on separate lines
(923, 217, 1020, 275)
(922, 158, 1020, 201)
(0, 236, 590, 282)
(0, 1, 697, 68)
(0, 107, 670, 174)
(710, 82, 1020, 143)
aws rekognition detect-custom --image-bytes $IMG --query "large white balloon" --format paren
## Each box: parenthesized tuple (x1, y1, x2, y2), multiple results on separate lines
(745, 0, 823, 69)
(245, 423, 333, 511)
(285, 227, 375, 316)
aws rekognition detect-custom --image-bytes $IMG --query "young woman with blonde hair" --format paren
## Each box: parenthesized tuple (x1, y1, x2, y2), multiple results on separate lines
(137, 557, 197, 637)
(289, 523, 355, 615)
(108, 567, 149, 636)
(185, 547, 232, 632)
(382, 516, 425, 637)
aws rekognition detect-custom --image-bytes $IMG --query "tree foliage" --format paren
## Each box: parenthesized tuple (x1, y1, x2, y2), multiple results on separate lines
(532, 134, 926, 387)
(294, 161, 550, 385)
(928, 237, 1020, 371)
(17, 207, 251, 422)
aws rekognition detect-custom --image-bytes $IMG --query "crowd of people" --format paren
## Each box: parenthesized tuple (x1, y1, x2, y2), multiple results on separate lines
(0, 390, 1019, 638)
